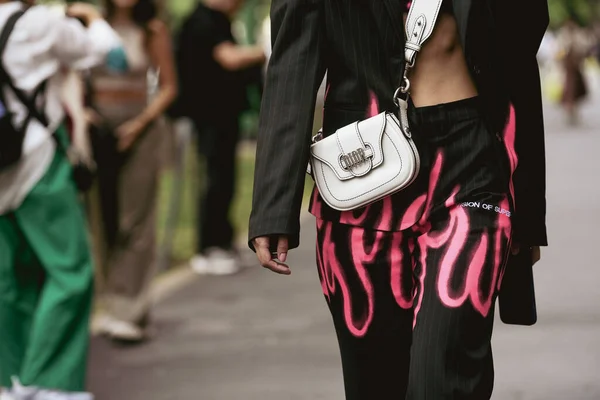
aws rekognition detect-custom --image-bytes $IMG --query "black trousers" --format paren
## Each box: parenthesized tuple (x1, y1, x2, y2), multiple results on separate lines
(315, 98, 514, 399)
(193, 118, 240, 253)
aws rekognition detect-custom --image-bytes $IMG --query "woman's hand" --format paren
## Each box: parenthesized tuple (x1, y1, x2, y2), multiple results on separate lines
(511, 243, 542, 265)
(66, 3, 102, 25)
(253, 235, 291, 275)
(116, 118, 146, 152)
(69, 146, 96, 171)
(84, 108, 102, 127)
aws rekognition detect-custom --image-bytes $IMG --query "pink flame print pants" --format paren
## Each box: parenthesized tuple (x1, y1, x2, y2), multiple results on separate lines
(315, 97, 514, 400)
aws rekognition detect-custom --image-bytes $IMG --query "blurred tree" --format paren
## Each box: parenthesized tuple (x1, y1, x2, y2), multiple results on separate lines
(548, 0, 600, 28)
(166, 0, 271, 33)
(167, 0, 196, 29)
(48, 0, 600, 30)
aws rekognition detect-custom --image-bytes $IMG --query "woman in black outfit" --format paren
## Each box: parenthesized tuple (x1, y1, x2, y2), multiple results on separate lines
(249, 0, 549, 398)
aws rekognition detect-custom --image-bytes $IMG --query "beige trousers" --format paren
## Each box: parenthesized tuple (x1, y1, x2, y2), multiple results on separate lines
(94, 103, 164, 325)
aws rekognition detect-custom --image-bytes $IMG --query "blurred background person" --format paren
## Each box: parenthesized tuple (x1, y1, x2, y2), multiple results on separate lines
(174, 0, 265, 276)
(538, 29, 558, 74)
(593, 21, 600, 62)
(89, 0, 177, 342)
(557, 15, 592, 125)
(0, 1, 120, 399)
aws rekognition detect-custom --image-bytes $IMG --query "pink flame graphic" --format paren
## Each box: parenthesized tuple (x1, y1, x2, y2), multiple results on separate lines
(317, 219, 377, 337)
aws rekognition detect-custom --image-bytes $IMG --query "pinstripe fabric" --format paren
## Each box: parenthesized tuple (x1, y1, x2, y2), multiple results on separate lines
(248, 0, 549, 250)
(249, 0, 326, 250)
(316, 98, 512, 399)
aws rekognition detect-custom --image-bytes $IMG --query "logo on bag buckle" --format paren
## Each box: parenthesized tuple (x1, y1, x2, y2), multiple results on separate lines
(340, 148, 367, 170)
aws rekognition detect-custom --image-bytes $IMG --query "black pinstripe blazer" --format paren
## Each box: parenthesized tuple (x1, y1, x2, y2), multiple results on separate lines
(249, 0, 549, 250)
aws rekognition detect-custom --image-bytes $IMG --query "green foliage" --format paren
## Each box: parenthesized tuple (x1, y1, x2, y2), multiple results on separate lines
(548, 0, 600, 28)
(166, 0, 271, 34)
(166, 0, 197, 29)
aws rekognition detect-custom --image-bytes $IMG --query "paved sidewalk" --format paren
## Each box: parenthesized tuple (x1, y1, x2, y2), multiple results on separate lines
(88, 87, 600, 400)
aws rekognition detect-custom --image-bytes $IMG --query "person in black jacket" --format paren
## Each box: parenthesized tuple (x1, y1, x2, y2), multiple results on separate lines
(249, 0, 549, 398)
(176, 0, 266, 275)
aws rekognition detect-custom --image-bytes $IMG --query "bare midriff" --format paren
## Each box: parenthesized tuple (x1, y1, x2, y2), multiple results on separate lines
(405, 13, 478, 107)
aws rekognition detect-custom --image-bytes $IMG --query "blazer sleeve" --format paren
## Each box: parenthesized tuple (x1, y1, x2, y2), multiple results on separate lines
(248, 0, 326, 250)
(506, 0, 550, 247)
(511, 56, 548, 247)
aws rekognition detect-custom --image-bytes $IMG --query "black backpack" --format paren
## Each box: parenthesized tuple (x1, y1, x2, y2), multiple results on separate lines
(0, 9, 48, 170)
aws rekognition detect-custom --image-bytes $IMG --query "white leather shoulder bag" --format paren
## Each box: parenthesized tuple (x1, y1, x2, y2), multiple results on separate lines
(308, 0, 444, 211)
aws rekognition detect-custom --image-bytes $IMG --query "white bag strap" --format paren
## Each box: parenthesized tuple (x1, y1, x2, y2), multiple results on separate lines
(394, 0, 445, 136)
(404, 0, 445, 67)
(309, 0, 446, 177)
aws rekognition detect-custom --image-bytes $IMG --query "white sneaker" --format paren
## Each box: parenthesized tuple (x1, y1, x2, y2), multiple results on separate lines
(33, 391, 93, 400)
(0, 389, 16, 400)
(11, 378, 93, 400)
(189, 253, 211, 274)
(190, 247, 240, 276)
(97, 315, 144, 342)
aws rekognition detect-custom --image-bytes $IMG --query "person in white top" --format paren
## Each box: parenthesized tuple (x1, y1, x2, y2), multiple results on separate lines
(0, 1, 120, 400)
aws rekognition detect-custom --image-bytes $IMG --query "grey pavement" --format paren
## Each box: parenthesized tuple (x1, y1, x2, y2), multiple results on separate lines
(88, 77, 600, 400)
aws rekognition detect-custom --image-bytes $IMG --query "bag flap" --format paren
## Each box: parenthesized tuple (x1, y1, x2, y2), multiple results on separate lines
(310, 112, 387, 180)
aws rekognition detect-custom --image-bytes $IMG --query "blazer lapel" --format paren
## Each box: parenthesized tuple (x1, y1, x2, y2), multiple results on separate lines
(369, 0, 406, 82)
(453, 0, 473, 48)
(381, 0, 406, 46)
(374, 0, 473, 51)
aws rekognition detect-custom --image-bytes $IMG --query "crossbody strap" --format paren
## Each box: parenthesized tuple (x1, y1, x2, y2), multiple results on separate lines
(0, 8, 49, 128)
(404, 0, 445, 68)
(0, 10, 24, 56)
(394, 0, 445, 135)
